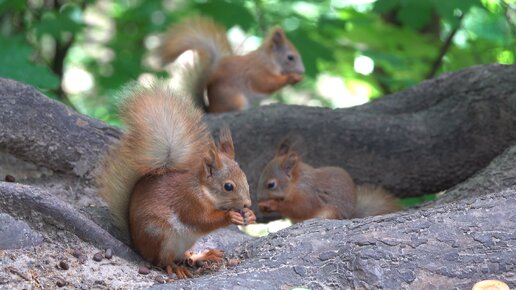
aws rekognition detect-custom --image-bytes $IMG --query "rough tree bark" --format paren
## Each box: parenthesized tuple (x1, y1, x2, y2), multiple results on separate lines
(0, 64, 515, 289)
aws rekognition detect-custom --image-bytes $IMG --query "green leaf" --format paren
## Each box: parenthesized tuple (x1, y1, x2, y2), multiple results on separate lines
(463, 6, 511, 44)
(0, 36, 59, 89)
(193, 1, 256, 31)
(34, 4, 84, 38)
(373, 0, 400, 13)
(0, 0, 26, 13)
(431, 0, 481, 25)
(400, 193, 437, 207)
(395, 0, 434, 30)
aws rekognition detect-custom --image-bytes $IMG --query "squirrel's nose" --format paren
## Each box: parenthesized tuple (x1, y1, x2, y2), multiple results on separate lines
(297, 63, 305, 74)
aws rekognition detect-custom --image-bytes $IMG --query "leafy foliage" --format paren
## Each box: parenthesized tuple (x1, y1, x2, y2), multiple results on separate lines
(0, 0, 514, 117)
(0, 35, 59, 92)
(400, 193, 437, 208)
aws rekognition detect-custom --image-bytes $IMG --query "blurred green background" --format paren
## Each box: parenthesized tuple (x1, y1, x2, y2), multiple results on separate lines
(0, 0, 514, 127)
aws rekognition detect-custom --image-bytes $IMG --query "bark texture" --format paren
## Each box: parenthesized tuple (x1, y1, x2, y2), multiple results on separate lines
(0, 78, 120, 179)
(0, 182, 139, 262)
(0, 64, 515, 289)
(155, 189, 516, 290)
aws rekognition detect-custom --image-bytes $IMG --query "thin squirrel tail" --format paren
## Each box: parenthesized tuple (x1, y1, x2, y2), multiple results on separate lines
(354, 184, 403, 218)
(181, 61, 211, 110)
(160, 16, 233, 109)
(96, 82, 211, 233)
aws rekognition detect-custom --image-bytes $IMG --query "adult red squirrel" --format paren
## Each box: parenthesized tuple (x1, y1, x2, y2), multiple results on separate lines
(160, 16, 305, 113)
(96, 82, 256, 278)
(257, 136, 402, 223)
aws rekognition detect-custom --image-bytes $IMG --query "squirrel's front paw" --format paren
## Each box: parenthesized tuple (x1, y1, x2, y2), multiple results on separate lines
(258, 199, 278, 213)
(239, 208, 256, 225)
(288, 73, 304, 84)
(227, 210, 245, 225)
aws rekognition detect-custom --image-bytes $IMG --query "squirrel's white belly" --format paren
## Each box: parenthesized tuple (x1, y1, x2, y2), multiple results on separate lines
(159, 213, 202, 261)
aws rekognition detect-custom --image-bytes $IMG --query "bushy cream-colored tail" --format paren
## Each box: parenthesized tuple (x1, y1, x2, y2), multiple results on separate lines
(96, 82, 211, 234)
(354, 184, 403, 218)
(160, 16, 233, 109)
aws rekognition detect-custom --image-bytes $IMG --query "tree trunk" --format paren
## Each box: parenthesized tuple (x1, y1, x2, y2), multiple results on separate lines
(2, 64, 516, 198)
(0, 64, 515, 289)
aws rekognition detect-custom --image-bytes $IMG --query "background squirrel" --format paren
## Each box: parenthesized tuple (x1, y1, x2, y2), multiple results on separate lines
(160, 16, 305, 113)
(96, 83, 256, 278)
(257, 136, 402, 223)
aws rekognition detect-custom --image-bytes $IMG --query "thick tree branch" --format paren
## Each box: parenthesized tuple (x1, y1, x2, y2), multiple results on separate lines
(0, 182, 139, 262)
(0, 78, 120, 179)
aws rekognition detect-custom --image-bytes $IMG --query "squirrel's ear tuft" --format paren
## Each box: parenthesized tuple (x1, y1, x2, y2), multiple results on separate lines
(202, 145, 222, 178)
(281, 152, 299, 175)
(276, 134, 303, 156)
(268, 27, 286, 49)
(277, 139, 291, 156)
(217, 127, 235, 159)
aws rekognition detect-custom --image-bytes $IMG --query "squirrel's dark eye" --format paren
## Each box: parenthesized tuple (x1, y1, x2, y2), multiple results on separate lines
(267, 181, 276, 189)
(224, 183, 234, 192)
(287, 54, 295, 61)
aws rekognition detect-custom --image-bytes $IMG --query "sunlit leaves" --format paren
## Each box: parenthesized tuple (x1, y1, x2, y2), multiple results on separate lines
(0, 0, 513, 118)
(464, 6, 513, 44)
(34, 4, 85, 38)
(431, 0, 481, 25)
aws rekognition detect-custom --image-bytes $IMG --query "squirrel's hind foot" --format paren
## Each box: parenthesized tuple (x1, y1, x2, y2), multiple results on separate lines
(166, 263, 193, 279)
(186, 249, 224, 267)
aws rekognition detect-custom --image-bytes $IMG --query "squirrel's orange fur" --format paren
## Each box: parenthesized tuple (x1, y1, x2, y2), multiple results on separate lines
(257, 136, 402, 222)
(96, 83, 256, 278)
(160, 16, 305, 113)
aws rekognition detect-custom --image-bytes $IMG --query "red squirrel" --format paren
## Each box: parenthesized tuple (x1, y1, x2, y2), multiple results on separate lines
(96, 83, 256, 278)
(257, 136, 402, 223)
(160, 16, 305, 113)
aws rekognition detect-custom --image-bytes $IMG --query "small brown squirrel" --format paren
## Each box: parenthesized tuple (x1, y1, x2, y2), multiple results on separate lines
(96, 82, 256, 278)
(257, 136, 402, 223)
(160, 16, 305, 113)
